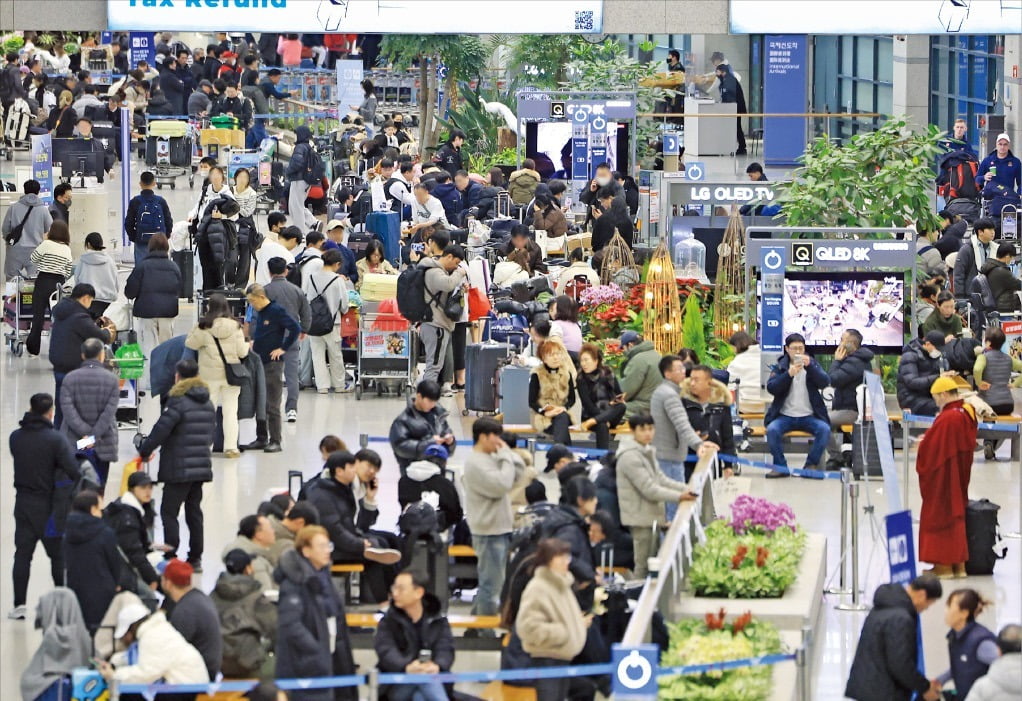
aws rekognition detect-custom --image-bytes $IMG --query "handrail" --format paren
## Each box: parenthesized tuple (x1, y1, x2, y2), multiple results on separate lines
(640, 111, 883, 118)
(621, 450, 717, 646)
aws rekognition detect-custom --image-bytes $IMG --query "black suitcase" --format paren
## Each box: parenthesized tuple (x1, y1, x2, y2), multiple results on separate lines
(965, 499, 1007, 575)
(172, 249, 194, 302)
(851, 421, 887, 478)
(465, 341, 511, 414)
(145, 136, 192, 168)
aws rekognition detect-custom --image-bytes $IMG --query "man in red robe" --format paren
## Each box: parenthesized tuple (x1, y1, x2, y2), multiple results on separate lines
(916, 376, 977, 578)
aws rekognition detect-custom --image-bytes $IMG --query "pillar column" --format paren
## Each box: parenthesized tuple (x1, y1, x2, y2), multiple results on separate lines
(1002, 35, 1022, 149)
(892, 35, 930, 132)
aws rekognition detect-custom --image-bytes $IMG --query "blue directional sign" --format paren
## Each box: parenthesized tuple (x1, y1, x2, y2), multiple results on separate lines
(611, 644, 659, 699)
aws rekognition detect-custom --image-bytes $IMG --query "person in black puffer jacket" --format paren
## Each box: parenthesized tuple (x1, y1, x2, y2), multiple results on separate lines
(63, 491, 122, 633)
(933, 211, 968, 258)
(196, 195, 241, 290)
(137, 359, 216, 567)
(104, 471, 161, 602)
(388, 383, 456, 473)
(124, 233, 182, 389)
(540, 476, 598, 610)
(896, 333, 948, 416)
(827, 330, 874, 466)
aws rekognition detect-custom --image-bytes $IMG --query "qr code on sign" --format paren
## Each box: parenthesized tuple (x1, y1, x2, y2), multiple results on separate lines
(575, 9, 595, 31)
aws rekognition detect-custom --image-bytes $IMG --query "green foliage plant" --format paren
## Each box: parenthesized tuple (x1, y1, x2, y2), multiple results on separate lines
(688, 520, 807, 599)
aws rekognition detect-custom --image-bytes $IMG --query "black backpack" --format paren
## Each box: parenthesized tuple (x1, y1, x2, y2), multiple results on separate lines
(302, 145, 326, 185)
(50, 455, 102, 535)
(969, 272, 997, 313)
(965, 499, 1007, 575)
(285, 255, 316, 287)
(308, 276, 340, 336)
(396, 262, 438, 323)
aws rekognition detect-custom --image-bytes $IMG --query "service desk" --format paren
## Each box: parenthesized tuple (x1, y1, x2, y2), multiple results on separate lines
(684, 97, 738, 157)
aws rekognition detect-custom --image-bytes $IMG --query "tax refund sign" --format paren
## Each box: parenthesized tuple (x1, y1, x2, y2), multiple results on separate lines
(107, 0, 604, 33)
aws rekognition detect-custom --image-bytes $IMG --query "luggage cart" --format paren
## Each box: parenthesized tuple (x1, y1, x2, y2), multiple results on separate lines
(2, 98, 33, 161)
(145, 119, 194, 190)
(110, 356, 145, 432)
(195, 288, 248, 323)
(3, 277, 57, 356)
(354, 312, 416, 400)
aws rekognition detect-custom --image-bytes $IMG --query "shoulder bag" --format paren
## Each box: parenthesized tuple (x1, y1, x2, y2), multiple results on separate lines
(213, 335, 249, 386)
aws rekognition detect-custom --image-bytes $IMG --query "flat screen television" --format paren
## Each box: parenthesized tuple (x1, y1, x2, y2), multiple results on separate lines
(524, 121, 629, 180)
(782, 272, 906, 353)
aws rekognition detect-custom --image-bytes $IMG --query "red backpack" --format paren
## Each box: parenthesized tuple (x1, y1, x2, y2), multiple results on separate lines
(562, 274, 592, 303)
(938, 153, 980, 200)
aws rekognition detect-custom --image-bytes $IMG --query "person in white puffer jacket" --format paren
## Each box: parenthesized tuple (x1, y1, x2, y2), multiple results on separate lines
(965, 624, 1021, 701)
(96, 603, 209, 686)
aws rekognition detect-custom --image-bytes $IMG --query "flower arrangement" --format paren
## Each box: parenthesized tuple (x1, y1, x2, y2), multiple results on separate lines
(660, 611, 785, 700)
(578, 284, 624, 309)
(688, 512, 806, 599)
(729, 495, 798, 535)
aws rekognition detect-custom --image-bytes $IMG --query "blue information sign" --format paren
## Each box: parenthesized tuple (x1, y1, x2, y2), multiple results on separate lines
(611, 644, 659, 699)
(760, 245, 787, 354)
(885, 510, 917, 585)
(31, 135, 54, 204)
(127, 32, 156, 70)
(663, 132, 680, 156)
(763, 35, 808, 166)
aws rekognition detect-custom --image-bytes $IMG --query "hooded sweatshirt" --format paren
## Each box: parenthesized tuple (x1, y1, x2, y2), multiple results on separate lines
(2, 193, 53, 249)
(73, 250, 120, 303)
(508, 168, 541, 205)
(285, 125, 314, 182)
(20, 589, 92, 701)
(63, 510, 122, 629)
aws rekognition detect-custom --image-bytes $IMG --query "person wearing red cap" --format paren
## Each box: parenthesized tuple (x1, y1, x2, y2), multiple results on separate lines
(161, 558, 223, 681)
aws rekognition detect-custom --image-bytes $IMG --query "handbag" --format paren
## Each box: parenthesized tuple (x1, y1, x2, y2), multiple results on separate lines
(467, 286, 492, 321)
(213, 336, 249, 387)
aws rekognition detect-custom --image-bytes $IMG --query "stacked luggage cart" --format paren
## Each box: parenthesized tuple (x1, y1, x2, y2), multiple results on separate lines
(3, 277, 55, 357)
(145, 119, 195, 190)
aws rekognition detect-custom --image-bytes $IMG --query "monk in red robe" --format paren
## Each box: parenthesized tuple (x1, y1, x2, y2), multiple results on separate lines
(916, 376, 977, 578)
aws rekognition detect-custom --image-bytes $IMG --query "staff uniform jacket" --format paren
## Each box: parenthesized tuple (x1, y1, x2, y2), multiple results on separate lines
(615, 436, 688, 529)
(137, 376, 216, 484)
(124, 252, 182, 319)
(110, 611, 209, 685)
(273, 548, 357, 701)
(388, 398, 456, 471)
(59, 358, 120, 462)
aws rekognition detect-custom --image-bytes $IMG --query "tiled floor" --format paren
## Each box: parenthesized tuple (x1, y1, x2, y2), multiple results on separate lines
(0, 152, 1018, 699)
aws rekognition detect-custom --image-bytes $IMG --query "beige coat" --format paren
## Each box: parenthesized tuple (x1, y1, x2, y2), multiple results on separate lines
(516, 565, 587, 660)
(186, 317, 249, 385)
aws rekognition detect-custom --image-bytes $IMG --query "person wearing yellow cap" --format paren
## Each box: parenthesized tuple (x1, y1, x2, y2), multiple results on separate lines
(915, 375, 978, 579)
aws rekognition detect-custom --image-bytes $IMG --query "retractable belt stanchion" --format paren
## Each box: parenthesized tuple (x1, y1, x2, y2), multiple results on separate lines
(797, 625, 813, 701)
(835, 480, 870, 612)
(825, 468, 853, 595)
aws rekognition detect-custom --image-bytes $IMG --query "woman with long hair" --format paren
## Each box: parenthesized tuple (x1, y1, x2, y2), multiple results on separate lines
(185, 292, 249, 458)
(353, 78, 377, 135)
(548, 295, 583, 358)
(354, 239, 397, 291)
(530, 339, 576, 446)
(48, 90, 77, 136)
(532, 190, 568, 238)
(577, 343, 625, 449)
(26, 221, 73, 356)
(232, 167, 257, 286)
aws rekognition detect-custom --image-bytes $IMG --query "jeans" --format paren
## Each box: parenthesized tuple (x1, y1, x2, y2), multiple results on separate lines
(13, 499, 64, 606)
(529, 657, 570, 701)
(387, 682, 448, 701)
(161, 481, 204, 562)
(658, 459, 686, 522)
(133, 238, 151, 268)
(26, 271, 63, 356)
(766, 415, 832, 468)
(262, 359, 285, 443)
(53, 371, 67, 429)
(470, 533, 509, 616)
(419, 322, 449, 384)
(284, 342, 300, 412)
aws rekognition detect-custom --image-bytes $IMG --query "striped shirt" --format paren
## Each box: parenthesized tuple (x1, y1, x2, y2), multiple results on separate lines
(30, 239, 73, 279)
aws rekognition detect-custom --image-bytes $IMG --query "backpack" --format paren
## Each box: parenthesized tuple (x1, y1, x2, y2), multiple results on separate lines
(938, 152, 980, 200)
(218, 594, 268, 677)
(970, 271, 997, 313)
(396, 262, 439, 323)
(285, 255, 316, 287)
(134, 195, 167, 241)
(302, 145, 326, 186)
(308, 275, 340, 336)
(563, 273, 592, 303)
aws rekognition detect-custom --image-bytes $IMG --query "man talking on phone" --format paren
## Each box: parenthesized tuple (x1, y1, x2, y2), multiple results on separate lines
(764, 333, 832, 478)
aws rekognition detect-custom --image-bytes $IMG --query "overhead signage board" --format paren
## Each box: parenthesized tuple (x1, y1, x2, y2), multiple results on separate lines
(108, 0, 604, 33)
(731, 0, 1021, 34)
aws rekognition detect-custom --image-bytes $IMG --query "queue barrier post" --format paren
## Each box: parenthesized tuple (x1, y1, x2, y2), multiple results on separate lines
(797, 624, 813, 701)
(367, 669, 380, 701)
(825, 468, 853, 595)
(359, 433, 369, 449)
(834, 481, 870, 612)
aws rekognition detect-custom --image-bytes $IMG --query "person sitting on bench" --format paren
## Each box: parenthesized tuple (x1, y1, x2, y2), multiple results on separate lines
(764, 333, 831, 478)
(682, 363, 737, 478)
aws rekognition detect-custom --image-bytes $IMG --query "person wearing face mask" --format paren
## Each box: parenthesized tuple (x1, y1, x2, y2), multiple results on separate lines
(579, 162, 624, 228)
(897, 331, 952, 417)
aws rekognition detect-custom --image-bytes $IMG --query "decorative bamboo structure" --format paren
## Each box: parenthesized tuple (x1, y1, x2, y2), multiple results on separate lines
(599, 231, 641, 290)
(714, 205, 747, 337)
(642, 241, 685, 354)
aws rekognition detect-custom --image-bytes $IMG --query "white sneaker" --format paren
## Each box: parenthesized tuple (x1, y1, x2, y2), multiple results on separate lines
(7, 605, 26, 620)
(317, 388, 330, 395)
(364, 547, 402, 565)
(286, 409, 298, 423)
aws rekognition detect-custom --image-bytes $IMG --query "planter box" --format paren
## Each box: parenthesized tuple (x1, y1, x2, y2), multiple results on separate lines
(674, 533, 827, 632)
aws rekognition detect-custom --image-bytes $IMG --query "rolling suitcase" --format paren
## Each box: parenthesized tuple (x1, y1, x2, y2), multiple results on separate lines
(145, 136, 192, 167)
(172, 249, 194, 302)
(366, 211, 400, 265)
(465, 341, 511, 414)
(965, 499, 1007, 575)
(4, 98, 31, 143)
(498, 364, 531, 425)
(147, 120, 189, 138)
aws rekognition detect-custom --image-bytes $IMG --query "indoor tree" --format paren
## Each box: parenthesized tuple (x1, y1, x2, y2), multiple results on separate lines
(776, 117, 945, 232)
(379, 35, 488, 151)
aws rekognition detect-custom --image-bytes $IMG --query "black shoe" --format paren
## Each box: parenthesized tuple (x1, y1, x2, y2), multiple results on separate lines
(186, 560, 203, 574)
(983, 442, 995, 460)
(736, 148, 748, 155)
(765, 469, 790, 479)
(825, 457, 845, 471)
(242, 439, 267, 451)
(264, 441, 283, 453)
